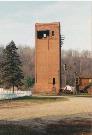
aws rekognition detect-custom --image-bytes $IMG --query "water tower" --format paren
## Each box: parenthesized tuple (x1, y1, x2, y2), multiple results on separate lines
(35, 22, 61, 94)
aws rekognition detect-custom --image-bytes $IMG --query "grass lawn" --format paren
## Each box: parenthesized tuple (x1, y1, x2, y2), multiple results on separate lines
(15, 95, 68, 100)
(0, 95, 68, 103)
(61, 93, 92, 98)
(0, 96, 91, 135)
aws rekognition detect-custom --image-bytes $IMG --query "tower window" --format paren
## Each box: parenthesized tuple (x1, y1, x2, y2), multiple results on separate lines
(52, 31, 54, 36)
(37, 30, 49, 39)
(53, 78, 55, 85)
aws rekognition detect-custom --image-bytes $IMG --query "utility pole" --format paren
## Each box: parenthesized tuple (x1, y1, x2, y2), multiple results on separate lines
(64, 64, 67, 86)
(75, 76, 80, 94)
(80, 59, 81, 75)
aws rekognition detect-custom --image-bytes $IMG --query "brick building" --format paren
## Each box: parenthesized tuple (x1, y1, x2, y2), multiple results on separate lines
(35, 22, 61, 94)
(79, 76, 92, 89)
(79, 76, 92, 94)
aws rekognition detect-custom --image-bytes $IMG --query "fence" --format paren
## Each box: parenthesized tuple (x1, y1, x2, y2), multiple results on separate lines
(0, 88, 32, 100)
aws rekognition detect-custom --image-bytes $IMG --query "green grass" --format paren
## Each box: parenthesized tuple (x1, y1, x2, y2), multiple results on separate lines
(62, 93, 92, 98)
(13, 96, 68, 102)
(0, 96, 68, 104)
(74, 94, 92, 98)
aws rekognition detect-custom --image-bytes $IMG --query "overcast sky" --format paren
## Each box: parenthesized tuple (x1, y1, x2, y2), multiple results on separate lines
(0, 1, 92, 50)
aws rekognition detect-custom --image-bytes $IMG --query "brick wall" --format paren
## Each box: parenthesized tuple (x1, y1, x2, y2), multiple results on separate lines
(35, 22, 61, 95)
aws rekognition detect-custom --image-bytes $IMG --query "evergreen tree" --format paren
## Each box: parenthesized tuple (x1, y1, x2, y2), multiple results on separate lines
(2, 41, 24, 92)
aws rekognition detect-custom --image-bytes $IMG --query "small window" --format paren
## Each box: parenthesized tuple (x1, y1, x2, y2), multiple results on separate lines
(52, 31, 54, 36)
(37, 31, 43, 39)
(53, 78, 55, 85)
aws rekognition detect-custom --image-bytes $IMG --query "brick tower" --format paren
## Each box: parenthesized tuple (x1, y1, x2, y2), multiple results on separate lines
(35, 22, 61, 95)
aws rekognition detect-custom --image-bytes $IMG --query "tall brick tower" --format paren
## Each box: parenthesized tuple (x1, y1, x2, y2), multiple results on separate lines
(35, 22, 61, 95)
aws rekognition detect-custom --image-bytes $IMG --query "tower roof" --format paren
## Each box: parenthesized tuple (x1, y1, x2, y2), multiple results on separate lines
(35, 22, 60, 26)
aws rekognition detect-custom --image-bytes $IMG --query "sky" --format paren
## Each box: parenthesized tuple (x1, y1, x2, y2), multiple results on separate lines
(0, 1, 92, 50)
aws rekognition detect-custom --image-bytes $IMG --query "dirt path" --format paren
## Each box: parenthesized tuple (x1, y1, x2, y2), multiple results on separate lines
(0, 96, 91, 121)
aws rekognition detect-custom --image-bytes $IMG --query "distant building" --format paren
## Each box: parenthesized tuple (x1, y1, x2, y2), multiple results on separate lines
(35, 22, 61, 94)
(79, 76, 92, 89)
(79, 75, 92, 94)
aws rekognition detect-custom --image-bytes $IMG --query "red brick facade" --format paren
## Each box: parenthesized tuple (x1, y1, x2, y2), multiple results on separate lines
(35, 22, 61, 95)
(79, 77, 92, 89)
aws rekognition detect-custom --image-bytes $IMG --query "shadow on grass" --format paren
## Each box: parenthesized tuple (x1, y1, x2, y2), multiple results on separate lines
(0, 116, 91, 135)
